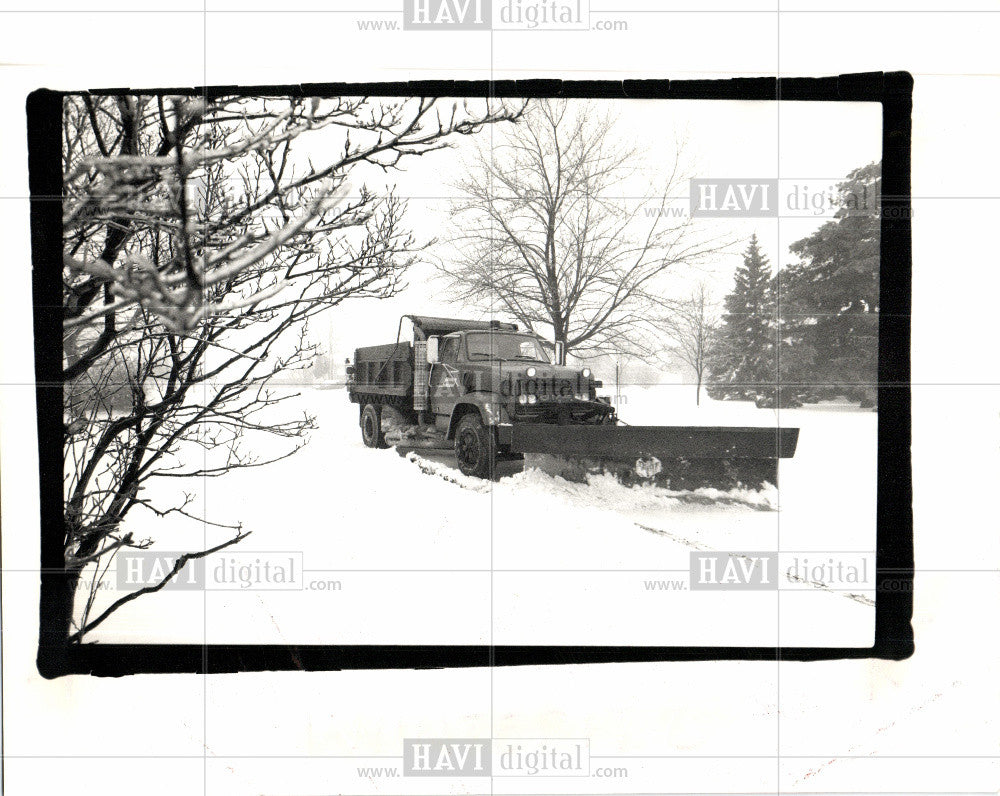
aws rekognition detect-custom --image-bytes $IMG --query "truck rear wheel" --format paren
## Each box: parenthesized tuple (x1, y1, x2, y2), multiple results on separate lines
(454, 413, 496, 480)
(361, 403, 388, 449)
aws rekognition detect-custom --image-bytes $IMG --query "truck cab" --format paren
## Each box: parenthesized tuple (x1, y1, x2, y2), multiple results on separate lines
(426, 328, 612, 443)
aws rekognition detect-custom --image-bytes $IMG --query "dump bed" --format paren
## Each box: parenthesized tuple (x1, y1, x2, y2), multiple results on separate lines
(349, 342, 415, 401)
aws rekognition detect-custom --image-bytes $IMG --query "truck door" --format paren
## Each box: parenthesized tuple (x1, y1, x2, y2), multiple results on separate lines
(429, 334, 462, 429)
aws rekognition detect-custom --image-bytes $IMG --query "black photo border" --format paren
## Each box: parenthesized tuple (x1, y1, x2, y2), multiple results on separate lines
(29, 73, 913, 678)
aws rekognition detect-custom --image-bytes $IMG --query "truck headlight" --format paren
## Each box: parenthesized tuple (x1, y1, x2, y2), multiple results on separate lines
(582, 368, 591, 378)
(527, 394, 537, 405)
(517, 394, 528, 405)
(526, 366, 537, 377)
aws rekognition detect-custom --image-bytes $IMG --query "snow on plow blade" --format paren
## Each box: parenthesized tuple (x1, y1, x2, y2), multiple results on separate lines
(510, 425, 800, 491)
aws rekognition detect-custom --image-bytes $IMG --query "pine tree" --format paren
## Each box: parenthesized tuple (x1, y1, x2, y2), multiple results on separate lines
(778, 162, 880, 407)
(707, 234, 776, 401)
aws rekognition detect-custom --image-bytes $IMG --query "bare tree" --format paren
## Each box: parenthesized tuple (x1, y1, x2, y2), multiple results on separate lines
(58, 94, 522, 644)
(437, 98, 725, 356)
(648, 283, 719, 405)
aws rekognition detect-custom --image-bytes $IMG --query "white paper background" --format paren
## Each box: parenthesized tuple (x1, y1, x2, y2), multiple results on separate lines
(2, 1, 999, 794)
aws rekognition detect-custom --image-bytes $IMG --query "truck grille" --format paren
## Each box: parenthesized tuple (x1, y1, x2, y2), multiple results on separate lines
(512, 400, 610, 424)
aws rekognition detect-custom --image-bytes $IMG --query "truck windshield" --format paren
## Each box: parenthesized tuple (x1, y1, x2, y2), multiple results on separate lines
(465, 333, 550, 363)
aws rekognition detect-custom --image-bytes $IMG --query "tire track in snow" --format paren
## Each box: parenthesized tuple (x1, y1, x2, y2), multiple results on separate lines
(405, 450, 872, 606)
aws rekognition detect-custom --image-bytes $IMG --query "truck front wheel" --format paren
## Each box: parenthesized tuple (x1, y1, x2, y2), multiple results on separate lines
(454, 413, 496, 480)
(361, 403, 387, 449)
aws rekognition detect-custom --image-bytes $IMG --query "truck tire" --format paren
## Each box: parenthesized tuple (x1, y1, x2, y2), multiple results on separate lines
(361, 403, 388, 449)
(454, 412, 496, 480)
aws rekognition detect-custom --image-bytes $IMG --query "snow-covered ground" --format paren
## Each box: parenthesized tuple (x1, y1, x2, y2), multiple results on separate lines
(88, 385, 877, 647)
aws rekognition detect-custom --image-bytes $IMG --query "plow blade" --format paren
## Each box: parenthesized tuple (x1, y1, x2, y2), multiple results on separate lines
(510, 425, 800, 491)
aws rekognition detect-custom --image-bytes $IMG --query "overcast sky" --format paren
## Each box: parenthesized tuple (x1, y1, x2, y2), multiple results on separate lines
(294, 98, 882, 375)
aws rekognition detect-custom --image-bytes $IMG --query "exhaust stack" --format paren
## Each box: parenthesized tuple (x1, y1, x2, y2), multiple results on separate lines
(413, 339, 429, 414)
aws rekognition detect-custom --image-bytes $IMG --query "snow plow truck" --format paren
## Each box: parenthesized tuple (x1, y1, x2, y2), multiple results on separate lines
(347, 315, 799, 490)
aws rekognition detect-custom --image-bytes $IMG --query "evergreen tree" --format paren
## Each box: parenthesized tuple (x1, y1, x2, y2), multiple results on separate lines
(778, 162, 880, 407)
(707, 234, 776, 401)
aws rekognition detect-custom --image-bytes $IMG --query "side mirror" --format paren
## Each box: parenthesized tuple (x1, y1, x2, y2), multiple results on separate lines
(554, 340, 566, 366)
(426, 336, 439, 364)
